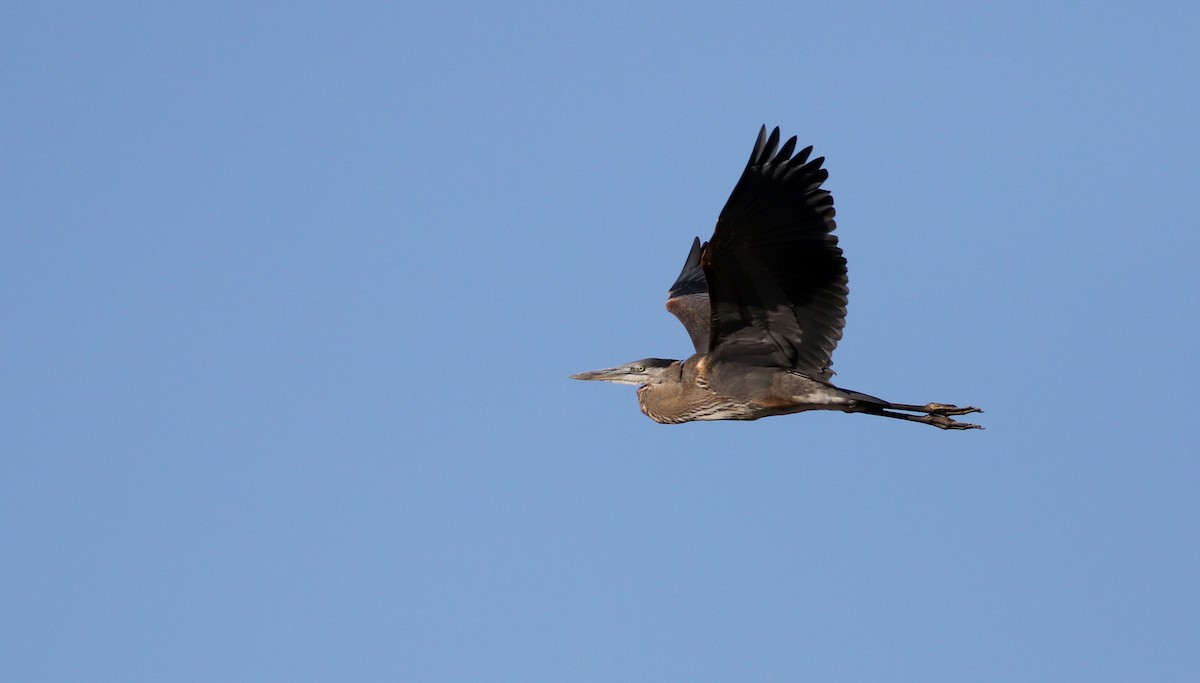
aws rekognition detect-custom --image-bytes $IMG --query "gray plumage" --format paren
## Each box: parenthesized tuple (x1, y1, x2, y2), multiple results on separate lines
(571, 126, 982, 430)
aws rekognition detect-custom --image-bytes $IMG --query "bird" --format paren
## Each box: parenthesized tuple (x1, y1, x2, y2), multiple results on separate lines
(570, 126, 982, 430)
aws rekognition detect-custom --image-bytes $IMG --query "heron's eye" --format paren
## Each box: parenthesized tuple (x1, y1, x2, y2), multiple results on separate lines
(631, 364, 645, 372)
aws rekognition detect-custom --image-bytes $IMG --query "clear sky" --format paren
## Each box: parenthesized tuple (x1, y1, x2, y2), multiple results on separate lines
(3, 2, 1199, 681)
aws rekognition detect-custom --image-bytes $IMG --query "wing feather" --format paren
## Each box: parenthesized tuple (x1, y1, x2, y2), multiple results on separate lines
(665, 237, 711, 353)
(700, 126, 848, 380)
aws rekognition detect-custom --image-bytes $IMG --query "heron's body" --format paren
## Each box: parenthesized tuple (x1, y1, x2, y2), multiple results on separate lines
(572, 127, 982, 430)
(636, 357, 853, 424)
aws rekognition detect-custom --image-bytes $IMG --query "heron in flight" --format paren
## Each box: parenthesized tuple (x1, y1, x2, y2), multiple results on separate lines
(571, 126, 982, 429)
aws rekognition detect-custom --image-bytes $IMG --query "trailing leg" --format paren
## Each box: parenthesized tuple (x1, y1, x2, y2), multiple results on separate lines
(848, 397, 984, 430)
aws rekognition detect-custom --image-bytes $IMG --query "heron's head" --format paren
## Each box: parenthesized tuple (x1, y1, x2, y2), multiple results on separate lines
(569, 358, 679, 386)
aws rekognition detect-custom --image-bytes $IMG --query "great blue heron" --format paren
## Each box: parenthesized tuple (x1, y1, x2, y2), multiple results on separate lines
(571, 126, 982, 430)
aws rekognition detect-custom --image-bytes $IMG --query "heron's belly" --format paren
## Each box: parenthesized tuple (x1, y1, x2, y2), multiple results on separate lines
(639, 399, 761, 424)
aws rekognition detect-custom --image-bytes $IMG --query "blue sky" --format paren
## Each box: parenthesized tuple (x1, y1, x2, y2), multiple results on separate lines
(3, 2, 1198, 680)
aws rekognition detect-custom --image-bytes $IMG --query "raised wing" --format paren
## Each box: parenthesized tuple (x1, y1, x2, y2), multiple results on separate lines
(665, 236, 710, 353)
(701, 126, 848, 380)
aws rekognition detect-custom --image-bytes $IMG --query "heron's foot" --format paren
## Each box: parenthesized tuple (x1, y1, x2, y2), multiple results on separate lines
(923, 403, 982, 416)
(924, 413, 984, 430)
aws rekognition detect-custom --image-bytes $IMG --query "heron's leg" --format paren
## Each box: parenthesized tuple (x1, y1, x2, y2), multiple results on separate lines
(866, 408, 983, 430)
(880, 402, 982, 416)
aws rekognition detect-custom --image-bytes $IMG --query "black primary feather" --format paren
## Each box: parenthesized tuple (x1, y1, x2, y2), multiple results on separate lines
(700, 126, 848, 380)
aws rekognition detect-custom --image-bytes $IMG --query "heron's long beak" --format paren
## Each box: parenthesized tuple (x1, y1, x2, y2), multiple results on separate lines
(569, 365, 644, 385)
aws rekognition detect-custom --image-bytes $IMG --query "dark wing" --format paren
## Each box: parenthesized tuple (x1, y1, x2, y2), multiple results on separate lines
(665, 236, 711, 353)
(701, 126, 847, 380)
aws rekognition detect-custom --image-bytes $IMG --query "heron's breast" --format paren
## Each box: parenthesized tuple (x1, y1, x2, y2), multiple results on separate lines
(637, 381, 757, 423)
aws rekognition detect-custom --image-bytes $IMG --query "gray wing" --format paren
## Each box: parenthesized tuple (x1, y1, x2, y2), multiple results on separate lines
(665, 237, 710, 353)
(701, 126, 848, 380)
